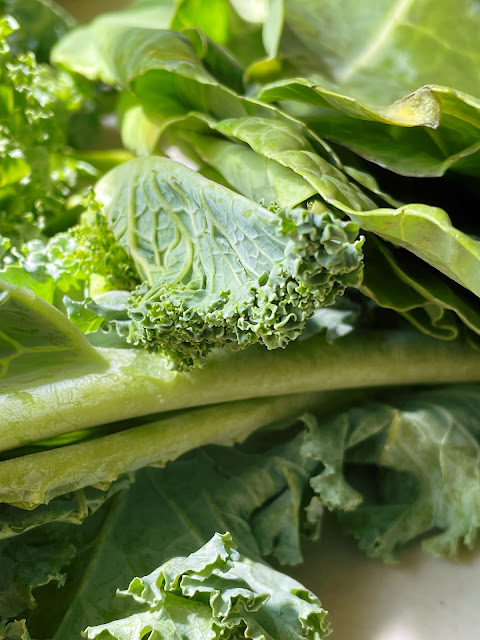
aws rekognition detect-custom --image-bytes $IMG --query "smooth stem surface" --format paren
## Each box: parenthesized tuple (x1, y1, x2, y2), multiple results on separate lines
(0, 393, 321, 507)
(1, 331, 480, 451)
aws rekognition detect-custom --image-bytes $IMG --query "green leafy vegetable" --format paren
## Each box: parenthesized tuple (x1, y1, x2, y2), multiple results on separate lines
(84, 532, 330, 640)
(251, 0, 480, 103)
(0, 16, 91, 243)
(3, 2, 480, 639)
(0, 619, 31, 640)
(95, 156, 362, 368)
(1, 0, 74, 62)
(0, 280, 105, 388)
(302, 386, 480, 561)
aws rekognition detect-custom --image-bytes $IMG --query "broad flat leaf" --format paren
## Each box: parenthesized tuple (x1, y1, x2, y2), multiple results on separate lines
(0, 281, 106, 391)
(260, 79, 480, 178)
(52, 21, 264, 127)
(253, 0, 480, 177)
(119, 105, 340, 208)
(185, 131, 316, 207)
(215, 116, 377, 210)
(215, 116, 480, 297)
(348, 203, 480, 297)
(84, 533, 330, 640)
(253, 0, 480, 104)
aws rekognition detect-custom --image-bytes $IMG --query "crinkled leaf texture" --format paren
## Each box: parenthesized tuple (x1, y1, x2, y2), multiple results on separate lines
(210, 115, 480, 300)
(301, 385, 480, 561)
(0, 479, 129, 624)
(1, 0, 74, 62)
(0, 619, 31, 640)
(0, 534, 75, 618)
(20, 431, 325, 639)
(83, 533, 330, 640)
(52, 7, 480, 307)
(95, 156, 363, 368)
(0, 17, 91, 243)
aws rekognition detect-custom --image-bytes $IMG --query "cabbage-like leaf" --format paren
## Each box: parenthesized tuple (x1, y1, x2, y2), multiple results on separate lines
(95, 156, 363, 368)
(348, 203, 480, 297)
(84, 533, 330, 640)
(260, 80, 480, 178)
(52, 20, 262, 126)
(214, 116, 480, 298)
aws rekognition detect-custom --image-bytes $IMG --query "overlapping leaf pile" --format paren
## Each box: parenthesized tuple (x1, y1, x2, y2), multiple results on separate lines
(1, 1, 480, 638)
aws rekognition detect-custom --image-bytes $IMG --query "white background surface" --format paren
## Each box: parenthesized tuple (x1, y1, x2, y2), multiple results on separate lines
(57, 1, 480, 636)
(291, 517, 480, 639)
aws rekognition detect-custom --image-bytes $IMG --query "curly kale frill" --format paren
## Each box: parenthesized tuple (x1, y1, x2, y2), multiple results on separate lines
(94, 157, 363, 369)
(0, 16, 87, 243)
(128, 207, 363, 368)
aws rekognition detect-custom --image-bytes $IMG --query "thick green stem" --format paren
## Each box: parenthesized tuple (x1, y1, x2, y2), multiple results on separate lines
(1, 331, 480, 451)
(0, 393, 322, 507)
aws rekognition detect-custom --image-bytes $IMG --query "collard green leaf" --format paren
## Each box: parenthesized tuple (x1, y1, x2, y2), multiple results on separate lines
(252, 0, 480, 104)
(361, 234, 480, 340)
(302, 385, 480, 561)
(52, 21, 259, 126)
(119, 106, 338, 209)
(259, 79, 480, 178)
(253, 1, 480, 177)
(84, 532, 330, 640)
(96, 156, 363, 368)
(347, 203, 480, 297)
(0, 281, 106, 390)
(215, 115, 377, 211)
(185, 131, 316, 207)
(211, 116, 480, 297)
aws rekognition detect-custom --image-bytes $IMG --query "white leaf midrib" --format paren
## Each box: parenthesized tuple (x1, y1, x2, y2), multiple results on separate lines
(336, 0, 415, 84)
